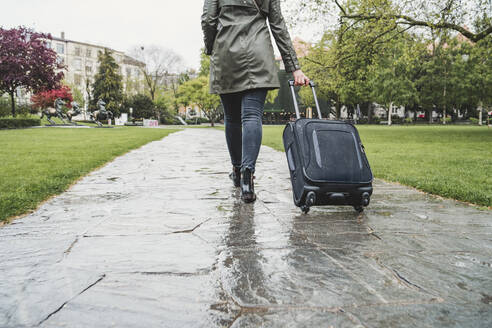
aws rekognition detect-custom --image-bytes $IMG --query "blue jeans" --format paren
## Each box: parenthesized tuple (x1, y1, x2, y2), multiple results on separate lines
(220, 89, 268, 173)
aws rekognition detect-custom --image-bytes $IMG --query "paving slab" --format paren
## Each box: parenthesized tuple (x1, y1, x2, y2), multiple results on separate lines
(0, 128, 491, 327)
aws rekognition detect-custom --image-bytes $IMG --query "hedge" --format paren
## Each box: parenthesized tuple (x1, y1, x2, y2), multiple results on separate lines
(0, 117, 41, 129)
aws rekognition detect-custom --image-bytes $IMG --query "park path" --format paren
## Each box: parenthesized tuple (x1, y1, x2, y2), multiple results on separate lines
(1, 128, 491, 327)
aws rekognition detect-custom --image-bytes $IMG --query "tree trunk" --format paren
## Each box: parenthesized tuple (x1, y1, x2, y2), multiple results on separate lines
(442, 85, 446, 124)
(10, 91, 16, 117)
(429, 109, 433, 124)
(210, 120, 215, 127)
(154, 106, 160, 123)
(388, 102, 393, 126)
(335, 95, 341, 119)
(488, 107, 491, 128)
(478, 102, 483, 126)
(368, 104, 373, 124)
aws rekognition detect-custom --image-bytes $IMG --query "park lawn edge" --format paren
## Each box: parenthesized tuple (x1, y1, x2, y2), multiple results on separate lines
(370, 177, 492, 211)
(211, 126, 490, 209)
(258, 140, 492, 211)
(259, 125, 492, 210)
(1, 129, 180, 225)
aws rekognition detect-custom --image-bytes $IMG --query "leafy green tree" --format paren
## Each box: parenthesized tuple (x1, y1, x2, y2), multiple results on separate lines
(368, 35, 419, 125)
(92, 49, 123, 117)
(154, 91, 177, 124)
(66, 83, 84, 107)
(122, 94, 154, 119)
(177, 76, 221, 126)
(266, 89, 279, 107)
(300, 1, 400, 119)
(300, 0, 491, 43)
(466, 24, 492, 123)
(199, 50, 211, 77)
(292, 0, 492, 124)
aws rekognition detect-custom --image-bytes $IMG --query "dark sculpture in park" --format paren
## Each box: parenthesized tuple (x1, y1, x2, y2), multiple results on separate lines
(39, 98, 68, 125)
(66, 102, 82, 122)
(90, 99, 114, 127)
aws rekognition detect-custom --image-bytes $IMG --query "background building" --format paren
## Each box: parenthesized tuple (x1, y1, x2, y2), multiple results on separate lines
(47, 32, 145, 116)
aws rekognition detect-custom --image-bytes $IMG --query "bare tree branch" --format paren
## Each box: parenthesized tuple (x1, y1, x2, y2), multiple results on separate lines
(333, 0, 347, 16)
(341, 13, 491, 42)
(305, 56, 333, 69)
(128, 45, 183, 101)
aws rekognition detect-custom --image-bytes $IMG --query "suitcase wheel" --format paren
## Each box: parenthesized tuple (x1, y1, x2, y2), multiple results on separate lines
(306, 192, 316, 207)
(354, 206, 364, 213)
(300, 205, 310, 214)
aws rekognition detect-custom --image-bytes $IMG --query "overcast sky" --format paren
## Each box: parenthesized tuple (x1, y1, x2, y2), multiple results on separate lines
(2, 0, 320, 71)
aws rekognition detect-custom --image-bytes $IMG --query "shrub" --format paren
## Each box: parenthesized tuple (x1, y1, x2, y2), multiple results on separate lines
(391, 115, 403, 124)
(0, 97, 10, 117)
(443, 117, 452, 123)
(78, 119, 111, 125)
(185, 119, 199, 125)
(16, 103, 32, 116)
(0, 98, 31, 117)
(0, 117, 41, 129)
(404, 117, 413, 124)
(371, 117, 381, 124)
(469, 117, 479, 124)
(159, 108, 180, 125)
(121, 94, 154, 119)
(196, 117, 210, 124)
(31, 86, 73, 110)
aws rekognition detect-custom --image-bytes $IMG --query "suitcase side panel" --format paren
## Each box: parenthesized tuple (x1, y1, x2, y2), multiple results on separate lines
(283, 123, 307, 206)
(346, 123, 374, 183)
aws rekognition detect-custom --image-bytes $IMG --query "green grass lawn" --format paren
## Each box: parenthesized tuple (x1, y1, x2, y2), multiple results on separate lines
(0, 127, 178, 223)
(262, 125, 492, 208)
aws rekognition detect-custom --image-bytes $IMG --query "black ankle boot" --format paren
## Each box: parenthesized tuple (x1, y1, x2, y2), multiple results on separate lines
(229, 166, 241, 188)
(240, 168, 256, 203)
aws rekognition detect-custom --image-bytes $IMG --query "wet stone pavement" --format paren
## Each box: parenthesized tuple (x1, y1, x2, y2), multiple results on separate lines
(1, 128, 491, 327)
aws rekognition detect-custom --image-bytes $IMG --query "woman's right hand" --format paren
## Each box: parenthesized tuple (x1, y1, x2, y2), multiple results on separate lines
(293, 70, 310, 86)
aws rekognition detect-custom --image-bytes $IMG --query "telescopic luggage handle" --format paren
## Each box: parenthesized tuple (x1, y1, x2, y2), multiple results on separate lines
(288, 80, 322, 120)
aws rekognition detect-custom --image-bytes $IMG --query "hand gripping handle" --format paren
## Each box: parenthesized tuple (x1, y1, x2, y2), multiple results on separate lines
(288, 80, 322, 120)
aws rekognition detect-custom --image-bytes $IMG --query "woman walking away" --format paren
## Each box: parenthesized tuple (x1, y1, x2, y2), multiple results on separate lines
(202, 0, 309, 203)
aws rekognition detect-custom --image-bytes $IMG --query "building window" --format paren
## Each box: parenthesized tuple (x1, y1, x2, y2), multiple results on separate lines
(74, 74, 82, 86)
(74, 47, 81, 56)
(86, 48, 92, 57)
(74, 58, 82, 71)
(56, 56, 64, 64)
(392, 107, 398, 114)
(126, 67, 132, 77)
(85, 61, 93, 73)
(56, 43, 65, 54)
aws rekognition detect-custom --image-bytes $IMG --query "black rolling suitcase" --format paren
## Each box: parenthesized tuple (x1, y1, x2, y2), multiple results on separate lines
(282, 80, 373, 214)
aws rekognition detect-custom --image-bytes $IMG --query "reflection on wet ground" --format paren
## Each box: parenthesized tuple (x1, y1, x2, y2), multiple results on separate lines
(0, 129, 491, 327)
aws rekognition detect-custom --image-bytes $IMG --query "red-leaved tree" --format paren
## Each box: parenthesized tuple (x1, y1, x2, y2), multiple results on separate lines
(0, 27, 64, 116)
(31, 86, 73, 110)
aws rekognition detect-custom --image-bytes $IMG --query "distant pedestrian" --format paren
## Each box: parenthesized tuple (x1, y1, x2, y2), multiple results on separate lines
(202, 0, 309, 203)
